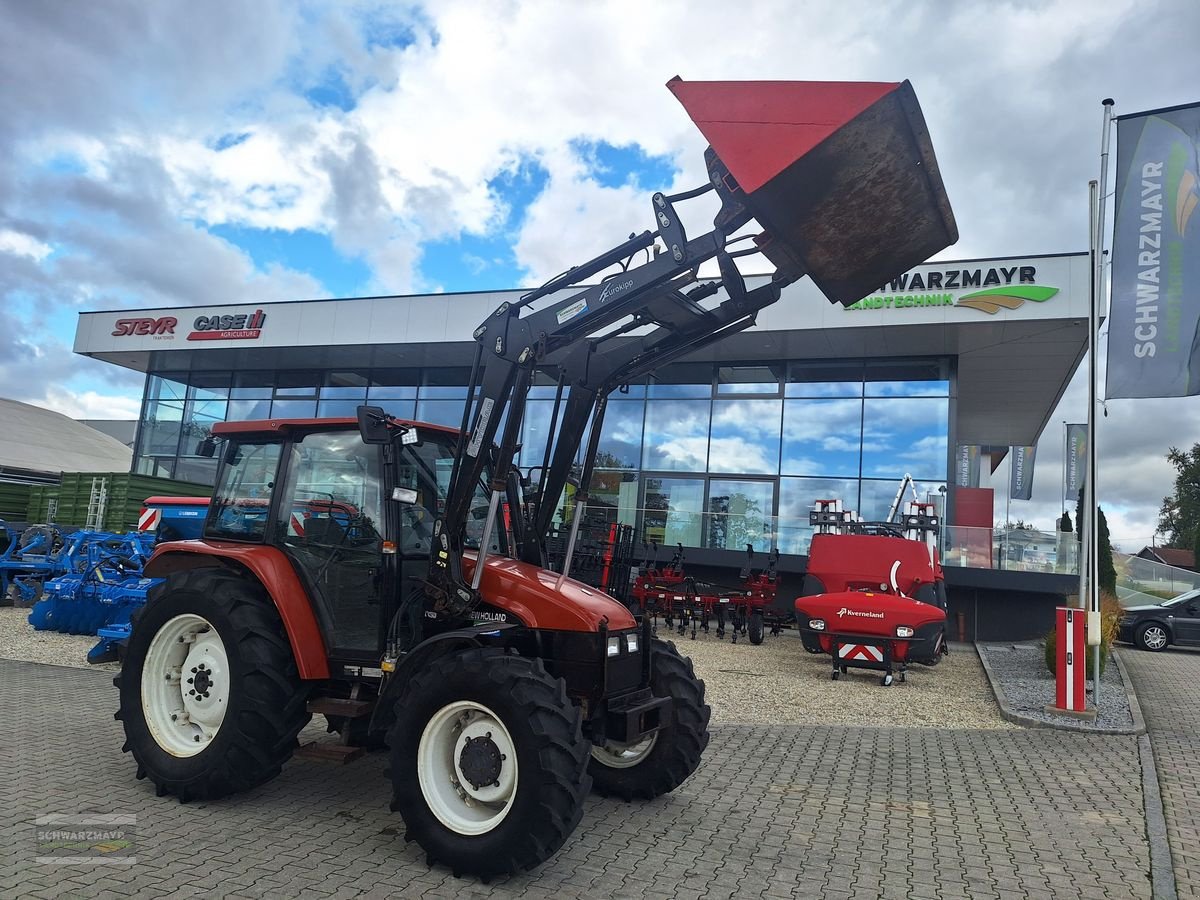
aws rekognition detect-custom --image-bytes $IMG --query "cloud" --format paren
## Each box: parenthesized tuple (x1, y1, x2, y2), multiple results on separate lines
(1, 0, 1198, 547)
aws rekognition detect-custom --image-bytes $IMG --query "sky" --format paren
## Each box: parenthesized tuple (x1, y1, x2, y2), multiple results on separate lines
(1, 0, 1198, 550)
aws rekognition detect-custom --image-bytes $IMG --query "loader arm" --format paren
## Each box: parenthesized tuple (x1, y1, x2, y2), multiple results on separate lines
(425, 77, 958, 623)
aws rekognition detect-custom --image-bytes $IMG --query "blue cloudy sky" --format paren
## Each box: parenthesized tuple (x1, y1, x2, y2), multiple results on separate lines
(1, 0, 1197, 546)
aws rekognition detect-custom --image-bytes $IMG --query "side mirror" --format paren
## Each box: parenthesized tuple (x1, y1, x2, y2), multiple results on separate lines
(357, 406, 391, 445)
(196, 436, 217, 457)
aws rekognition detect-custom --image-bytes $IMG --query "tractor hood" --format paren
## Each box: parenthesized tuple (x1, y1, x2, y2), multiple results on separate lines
(464, 553, 637, 633)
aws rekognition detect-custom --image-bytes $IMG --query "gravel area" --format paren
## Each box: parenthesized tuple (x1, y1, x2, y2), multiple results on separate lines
(0, 606, 119, 671)
(977, 642, 1134, 730)
(671, 627, 1015, 729)
(1, 605, 1013, 730)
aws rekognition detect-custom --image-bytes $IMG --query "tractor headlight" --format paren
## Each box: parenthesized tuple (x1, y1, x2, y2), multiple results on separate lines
(607, 636, 621, 657)
(896, 625, 915, 638)
(809, 618, 826, 631)
(625, 633, 638, 653)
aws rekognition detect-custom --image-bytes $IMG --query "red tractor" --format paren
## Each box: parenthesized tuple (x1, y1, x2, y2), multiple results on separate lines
(112, 77, 955, 878)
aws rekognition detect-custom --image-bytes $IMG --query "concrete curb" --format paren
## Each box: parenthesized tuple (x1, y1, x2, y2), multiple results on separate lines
(1113, 648, 1148, 735)
(974, 642, 1145, 735)
(1138, 732, 1178, 900)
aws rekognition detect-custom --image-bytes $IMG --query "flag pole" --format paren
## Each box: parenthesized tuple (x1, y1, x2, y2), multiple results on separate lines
(1089, 98, 1115, 709)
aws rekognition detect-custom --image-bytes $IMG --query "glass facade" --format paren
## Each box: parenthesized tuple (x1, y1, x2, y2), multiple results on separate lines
(134, 357, 951, 554)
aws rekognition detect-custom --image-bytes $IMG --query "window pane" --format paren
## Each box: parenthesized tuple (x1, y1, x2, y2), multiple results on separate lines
(173, 456, 218, 486)
(148, 375, 187, 403)
(864, 359, 950, 396)
(587, 470, 639, 530)
(786, 361, 863, 398)
(231, 371, 273, 399)
(318, 399, 370, 418)
(643, 477, 705, 548)
(717, 364, 781, 395)
(777, 476, 860, 555)
(594, 399, 644, 469)
(269, 399, 317, 418)
(520, 400, 556, 468)
(781, 399, 862, 477)
(228, 398, 272, 421)
(859, 477, 946, 522)
(365, 398, 416, 421)
(643, 399, 710, 472)
(416, 398, 470, 428)
(420, 367, 471, 398)
(206, 442, 283, 541)
(324, 371, 370, 390)
(648, 363, 712, 398)
(861, 397, 948, 480)
(707, 479, 774, 551)
(367, 384, 418, 400)
(182, 397, 226, 450)
(274, 372, 319, 397)
(141, 393, 184, 456)
(709, 399, 781, 475)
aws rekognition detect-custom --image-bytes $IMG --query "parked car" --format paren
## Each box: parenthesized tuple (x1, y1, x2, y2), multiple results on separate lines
(1118, 588, 1200, 651)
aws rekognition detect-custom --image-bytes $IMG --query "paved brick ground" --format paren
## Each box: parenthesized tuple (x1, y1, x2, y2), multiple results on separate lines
(1120, 646, 1200, 898)
(1, 658, 1153, 899)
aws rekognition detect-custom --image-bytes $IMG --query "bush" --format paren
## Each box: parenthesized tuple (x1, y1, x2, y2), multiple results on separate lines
(1043, 591, 1122, 678)
(1044, 629, 1109, 678)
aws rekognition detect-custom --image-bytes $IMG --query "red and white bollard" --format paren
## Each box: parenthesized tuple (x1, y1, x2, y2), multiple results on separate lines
(1054, 606, 1087, 713)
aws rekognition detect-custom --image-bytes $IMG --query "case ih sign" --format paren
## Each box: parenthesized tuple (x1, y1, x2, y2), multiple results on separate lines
(187, 309, 266, 341)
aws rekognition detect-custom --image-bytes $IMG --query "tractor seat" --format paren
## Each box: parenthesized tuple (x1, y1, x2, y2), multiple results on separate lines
(304, 517, 346, 546)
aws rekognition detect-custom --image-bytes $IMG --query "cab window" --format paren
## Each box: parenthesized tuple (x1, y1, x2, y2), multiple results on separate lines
(206, 442, 283, 540)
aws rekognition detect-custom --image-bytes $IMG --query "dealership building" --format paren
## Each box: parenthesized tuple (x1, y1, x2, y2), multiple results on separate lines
(73, 251, 1091, 638)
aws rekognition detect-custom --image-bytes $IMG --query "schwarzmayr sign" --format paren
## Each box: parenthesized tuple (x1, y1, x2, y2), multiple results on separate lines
(845, 263, 1060, 315)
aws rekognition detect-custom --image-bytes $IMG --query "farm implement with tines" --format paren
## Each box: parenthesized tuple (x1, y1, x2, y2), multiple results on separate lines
(631, 542, 784, 644)
(110, 76, 955, 879)
(796, 496, 948, 685)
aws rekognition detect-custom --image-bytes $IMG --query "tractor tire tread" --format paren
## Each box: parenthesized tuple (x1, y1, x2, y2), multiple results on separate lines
(387, 647, 590, 879)
(115, 568, 310, 802)
(589, 638, 710, 801)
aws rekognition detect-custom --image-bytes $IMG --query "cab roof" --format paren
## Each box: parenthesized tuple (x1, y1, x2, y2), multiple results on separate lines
(212, 417, 459, 437)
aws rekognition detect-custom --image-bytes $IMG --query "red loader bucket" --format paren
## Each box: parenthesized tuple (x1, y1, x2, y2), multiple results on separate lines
(668, 78, 957, 306)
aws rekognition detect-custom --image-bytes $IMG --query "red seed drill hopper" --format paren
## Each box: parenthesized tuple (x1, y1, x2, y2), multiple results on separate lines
(796, 500, 948, 685)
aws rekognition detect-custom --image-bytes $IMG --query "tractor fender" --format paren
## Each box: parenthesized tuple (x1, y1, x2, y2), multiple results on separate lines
(367, 624, 519, 737)
(145, 541, 329, 680)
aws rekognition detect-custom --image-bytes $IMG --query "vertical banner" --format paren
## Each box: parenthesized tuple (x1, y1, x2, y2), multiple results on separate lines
(955, 444, 981, 488)
(1107, 101, 1200, 398)
(1064, 424, 1088, 497)
(1010, 444, 1036, 500)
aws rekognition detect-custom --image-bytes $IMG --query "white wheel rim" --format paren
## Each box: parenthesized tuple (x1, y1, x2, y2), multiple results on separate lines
(140, 614, 230, 757)
(590, 734, 658, 769)
(1145, 627, 1167, 649)
(417, 701, 518, 836)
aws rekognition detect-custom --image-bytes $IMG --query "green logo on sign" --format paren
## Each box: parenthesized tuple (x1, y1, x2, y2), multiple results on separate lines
(955, 285, 1059, 315)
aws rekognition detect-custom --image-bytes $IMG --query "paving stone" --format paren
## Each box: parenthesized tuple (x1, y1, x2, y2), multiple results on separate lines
(0, 657, 1157, 899)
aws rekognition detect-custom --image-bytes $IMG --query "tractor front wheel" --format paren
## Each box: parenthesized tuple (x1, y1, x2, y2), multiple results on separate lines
(387, 648, 591, 879)
(589, 638, 710, 801)
(114, 569, 311, 802)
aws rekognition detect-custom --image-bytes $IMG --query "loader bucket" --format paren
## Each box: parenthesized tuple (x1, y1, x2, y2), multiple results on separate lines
(667, 77, 957, 306)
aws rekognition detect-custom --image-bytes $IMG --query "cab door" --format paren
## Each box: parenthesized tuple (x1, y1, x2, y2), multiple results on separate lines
(277, 429, 390, 661)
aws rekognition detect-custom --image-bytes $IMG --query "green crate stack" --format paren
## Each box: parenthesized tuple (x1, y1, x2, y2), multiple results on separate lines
(0, 482, 33, 522)
(25, 473, 210, 532)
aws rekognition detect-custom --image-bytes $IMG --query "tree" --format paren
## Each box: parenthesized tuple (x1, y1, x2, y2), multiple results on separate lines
(1059, 510, 1072, 533)
(1157, 443, 1200, 548)
(1074, 488, 1117, 595)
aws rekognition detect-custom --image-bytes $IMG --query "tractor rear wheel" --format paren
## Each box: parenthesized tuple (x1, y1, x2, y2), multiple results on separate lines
(589, 638, 710, 801)
(114, 569, 311, 802)
(387, 647, 591, 879)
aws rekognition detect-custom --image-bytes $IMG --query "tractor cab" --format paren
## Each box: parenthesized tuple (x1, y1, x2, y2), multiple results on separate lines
(199, 417, 502, 665)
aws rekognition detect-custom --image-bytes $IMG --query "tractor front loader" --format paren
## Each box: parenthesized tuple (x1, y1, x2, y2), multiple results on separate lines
(113, 77, 956, 879)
